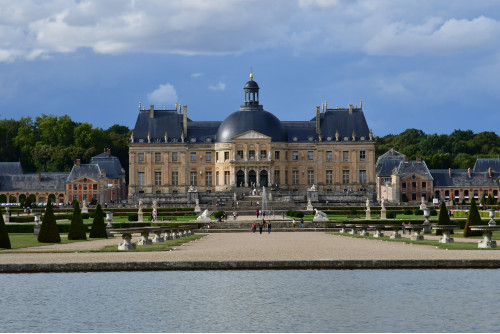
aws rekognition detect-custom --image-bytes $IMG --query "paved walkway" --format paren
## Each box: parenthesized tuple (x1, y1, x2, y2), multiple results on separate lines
(1, 232, 499, 265)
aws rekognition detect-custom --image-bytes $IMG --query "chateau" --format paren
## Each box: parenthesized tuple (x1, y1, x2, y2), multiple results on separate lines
(128, 74, 376, 203)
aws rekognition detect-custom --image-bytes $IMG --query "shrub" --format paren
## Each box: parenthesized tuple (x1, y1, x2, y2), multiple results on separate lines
(463, 199, 483, 237)
(403, 208, 412, 215)
(414, 209, 423, 215)
(9, 216, 35, 223)
(89, 204, 107, 239)
(38, 199, 61, 243)
(349, 208, 358, 215)
(386, 211, 397, 219)
(437, 202, 450, 226)
(82, 213, 90, 219)
(286, 210, 304, 218)
(0, 209, 11, 249)
(128, 213, 138, 222)
(68, 201, 87, 240)
(213, 210, 225, 219)
(430, 209, 438, 216)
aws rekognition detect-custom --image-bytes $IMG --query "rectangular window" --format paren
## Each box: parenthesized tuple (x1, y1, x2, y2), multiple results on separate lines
(260, 150, 267, 159)
(171, 172, 178, 186)
(190, 152, 196, 161)
(249, 150, 255, 160)
(237, 150, 243, 159)
(138, 172, 145, 186)
(83, 185, 87, 191)
(154, 172, 161, 185)
(224, 152, 229, 161)
(155, 152, 161, 162)
(93, 184, 97, 190)
(83, 194, 87, 201)
(308, 151, 314, 160)
(412, 193, 417, 201)
(326, 151, 332, 161)
(342, 151, 349, 161)
(326, 170, 333, 184)
(360, 150, 366, 160)
(292, 151, 298, 161)
(275, 151, 280, 160)
(402, 182, 406, 189)
(224, 171, 230, 185)
(206, 152, 212, 161)
(171, 152, 178, 162)
(206, 171, 212, 186)
(359, 170, 367, 184)
(412, 182, 416, 188)
(292, 170, 299, 185)
(307, 170, 314, 185)
(138, 153, 144, 162)
(422, 182, 426, 188)
(274, 170, 280, 184)
(216, 152, 219, 161)
(73, 184, 77, 190)
(342, 170, 350, 184)
(190, 172, 197, 186)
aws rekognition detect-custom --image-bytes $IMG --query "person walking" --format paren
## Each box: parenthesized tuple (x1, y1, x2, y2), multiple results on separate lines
(259, 220, 264, 234)
(256, 209, 259, 218)
(402, 222, 406, 235)
(282, 211, 285, 219)
(252, 223, 256, 233)
(300, 218, 304, 229)
(267, 221, 272, 234)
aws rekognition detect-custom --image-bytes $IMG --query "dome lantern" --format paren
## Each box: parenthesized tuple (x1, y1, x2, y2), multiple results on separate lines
(244, 73, 259, 106)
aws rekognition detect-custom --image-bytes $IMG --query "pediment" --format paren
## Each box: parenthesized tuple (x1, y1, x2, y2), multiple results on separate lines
(232, 130, 271, 140)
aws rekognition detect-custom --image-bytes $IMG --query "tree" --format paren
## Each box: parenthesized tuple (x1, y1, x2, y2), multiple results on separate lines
(89, 204, 108, 239)
(463, 199, 483, 237)
(437, 201, 451, 226)
(486, 194, 495, 205)
(38, 198, 61, 243)
(68, 201, 87, 240)
(0, 208, 11, 249)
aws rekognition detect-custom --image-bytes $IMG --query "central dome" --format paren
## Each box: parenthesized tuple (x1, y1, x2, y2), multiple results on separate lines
(216, 74, 287, 143)
(216, 109, 287, 143)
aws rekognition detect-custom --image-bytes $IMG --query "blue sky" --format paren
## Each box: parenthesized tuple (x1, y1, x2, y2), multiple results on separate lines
(0, 0, 499, 136)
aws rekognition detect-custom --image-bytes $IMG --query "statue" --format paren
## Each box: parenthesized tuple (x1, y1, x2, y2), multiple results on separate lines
(366, 197, 370, 209)
(381, 197, 385, 210)
(308, 184, 317, 191)
(196, 209, 211, 221)
(314, 209, 328, 218)
(81, 200, 89, 214)
(420, 197, 427, 210)
(138, 199, 143, 213)
(188, 185, 196, 192)
(152, 199, 158, 222)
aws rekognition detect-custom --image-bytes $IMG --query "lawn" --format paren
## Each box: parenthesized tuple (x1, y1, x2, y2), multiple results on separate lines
(3, 233, 105, 250)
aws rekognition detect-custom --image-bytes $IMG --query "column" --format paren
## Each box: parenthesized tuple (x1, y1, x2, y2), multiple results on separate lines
(244, 167, 248, 187)
(268, 168, 272, 187)
(256, 168, 260, 187)
(231, 166, 235, 186)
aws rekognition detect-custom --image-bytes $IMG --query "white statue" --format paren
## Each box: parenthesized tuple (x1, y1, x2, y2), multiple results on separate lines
(366, 197, 370, 209)
(196, 209, 210, 221)
(314, 209, 328, 218)
(188, 185, 196, 192)
(268, 151, 272, 160)
(381, 197, 385, 209)
(309, 184, 317, 191)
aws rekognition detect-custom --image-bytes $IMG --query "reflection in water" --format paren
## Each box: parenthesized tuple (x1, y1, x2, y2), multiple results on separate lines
(1, 270, 499, 332)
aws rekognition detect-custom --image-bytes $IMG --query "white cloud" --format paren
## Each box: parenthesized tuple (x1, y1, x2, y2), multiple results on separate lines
(147, 83, 178, 105)
(191, 72, 204, 78)
(0, 0, 499, 62)
(209, 82, 226, 91)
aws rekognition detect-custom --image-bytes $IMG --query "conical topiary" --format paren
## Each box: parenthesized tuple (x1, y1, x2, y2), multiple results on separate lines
(38, 198, 61, 243)
(68, 200, 87, 240)
(89, 204, 108, 238)
(437, 201, 451, 225)
(0, 208, 11, 249)
(463, 199, 483, 237)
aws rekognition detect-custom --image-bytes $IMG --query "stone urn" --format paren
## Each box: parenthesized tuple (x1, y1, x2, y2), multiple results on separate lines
(33, 213, 42, 236)
(422, 208, 431, 233)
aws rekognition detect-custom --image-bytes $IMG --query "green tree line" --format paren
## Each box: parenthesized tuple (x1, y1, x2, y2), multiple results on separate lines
(0, 114, 130, 177)
(375, 128, 500, 169)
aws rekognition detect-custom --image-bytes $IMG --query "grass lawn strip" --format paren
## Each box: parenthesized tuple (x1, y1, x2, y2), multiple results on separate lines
(329, 232, 497, 250)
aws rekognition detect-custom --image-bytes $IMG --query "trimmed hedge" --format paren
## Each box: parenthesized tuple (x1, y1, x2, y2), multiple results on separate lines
(286, 210, 305, 218)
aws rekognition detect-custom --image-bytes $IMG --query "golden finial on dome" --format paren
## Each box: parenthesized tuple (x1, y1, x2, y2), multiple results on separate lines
(250, 73, 253, 80)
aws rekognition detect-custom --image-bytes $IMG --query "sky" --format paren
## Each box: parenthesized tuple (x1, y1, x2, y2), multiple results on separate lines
(0, 0, 499, 136)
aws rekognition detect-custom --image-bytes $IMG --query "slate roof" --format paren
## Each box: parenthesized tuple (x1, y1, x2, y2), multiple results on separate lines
(375, 148, 406, 176)
(67, 164, 101, 183)
(397, 160, 433, 180)
(0, 173, 68, 192)
(131, 79, 373, 144)
(430, 169, 500, 188)
(0, 162, 23, 175)
(90, 153, 124, 179)
(473, 158, 500, 172)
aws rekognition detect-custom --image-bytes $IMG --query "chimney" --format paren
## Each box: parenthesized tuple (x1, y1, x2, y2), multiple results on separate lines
(106, 148, 111, 157)
(489, 167, 492, 178)
(468, 168, 471, 177)
(416, 156, 421, 163)
(76, 159, 81, 167)
(360, 100, 363, 109)
(38, 173, 42, 182)
(349, 104, 353, 114)
(448, 168, 452, 177)
(315, 106, 321, 137)
(183, 105, 188, 138)
(150, 105, 155, 118)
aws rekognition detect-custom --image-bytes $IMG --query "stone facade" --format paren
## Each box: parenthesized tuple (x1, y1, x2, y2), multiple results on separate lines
(128, 74, 376, 202)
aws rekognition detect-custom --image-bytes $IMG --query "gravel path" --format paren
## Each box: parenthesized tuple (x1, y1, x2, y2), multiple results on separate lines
(1, 232, 499, 264)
